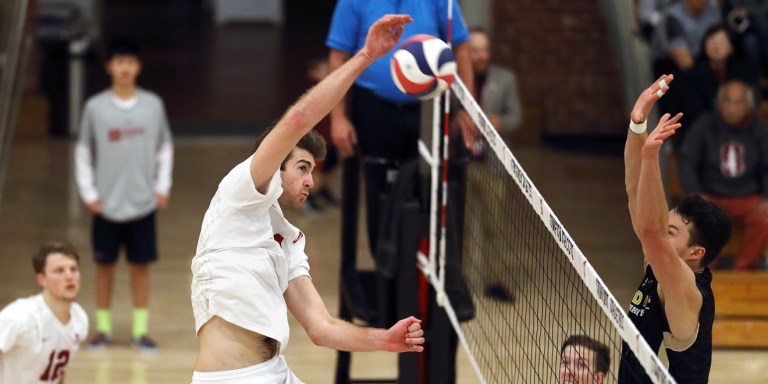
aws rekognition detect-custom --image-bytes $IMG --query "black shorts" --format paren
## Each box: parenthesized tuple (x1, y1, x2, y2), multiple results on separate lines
(92, 212, 158, 265)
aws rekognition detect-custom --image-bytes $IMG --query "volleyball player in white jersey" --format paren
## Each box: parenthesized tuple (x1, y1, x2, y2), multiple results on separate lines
(190, 15, 425, 383)
(0, 241, 88, 383)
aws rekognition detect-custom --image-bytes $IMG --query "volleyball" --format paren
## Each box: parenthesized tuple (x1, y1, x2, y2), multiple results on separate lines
(390, 34, 457, 100)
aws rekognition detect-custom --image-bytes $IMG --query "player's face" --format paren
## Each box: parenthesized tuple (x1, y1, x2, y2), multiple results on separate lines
(38, 253, 80, 302)
(668, 211, 700, 262)
(278, 148, 316, 210)
(559, 345, 604, 384)
(469, 32, 491, 74)
(106, 54, 142, 88)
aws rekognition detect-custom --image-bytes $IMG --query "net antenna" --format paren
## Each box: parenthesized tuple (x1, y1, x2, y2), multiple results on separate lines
(416, 73, 678, 384)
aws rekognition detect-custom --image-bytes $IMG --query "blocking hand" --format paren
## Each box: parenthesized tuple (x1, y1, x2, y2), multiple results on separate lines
(642, 112, 683, 157)
(631, 74, 673, 124)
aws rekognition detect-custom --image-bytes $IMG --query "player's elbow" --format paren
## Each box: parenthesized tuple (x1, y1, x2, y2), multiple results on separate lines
(635, 224, 665, 243)
(283, 107, 310, 129)
(304, 318, 334, 348)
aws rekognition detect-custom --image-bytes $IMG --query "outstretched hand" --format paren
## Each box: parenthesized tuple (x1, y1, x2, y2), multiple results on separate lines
(361, 14, 414, 61)
(642, 112, 683, 156)
(631, 74, 674, 124)
(384, 316, 425, 353)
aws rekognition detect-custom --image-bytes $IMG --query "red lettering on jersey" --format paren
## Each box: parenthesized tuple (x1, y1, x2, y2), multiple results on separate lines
(293, 231, 304, 244)
(274, 234, 284, 245)
(108, 127, 146, 142)
(108, 129, 122, 142)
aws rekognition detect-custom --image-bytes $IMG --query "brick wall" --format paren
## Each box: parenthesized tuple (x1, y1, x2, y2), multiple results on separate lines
(492, 0, 626, 138)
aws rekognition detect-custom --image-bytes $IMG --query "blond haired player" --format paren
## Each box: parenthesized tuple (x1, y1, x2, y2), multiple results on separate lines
(0, 242, 88, 383)
(191, 14, 425, 383)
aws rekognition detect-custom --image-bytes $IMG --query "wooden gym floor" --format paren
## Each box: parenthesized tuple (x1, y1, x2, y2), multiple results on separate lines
(0, 139, 766, 383)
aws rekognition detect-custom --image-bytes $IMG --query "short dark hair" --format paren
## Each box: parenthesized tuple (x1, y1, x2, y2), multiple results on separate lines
(561, 335, 610, 375)
(33, 241, 80, 274)
(251, 126, 326, 170)
(106, 38, 141, 61)
(674, 195, 732, 267)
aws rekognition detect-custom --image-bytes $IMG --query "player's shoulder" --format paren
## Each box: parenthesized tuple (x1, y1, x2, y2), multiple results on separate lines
(0, 295, 39, 324)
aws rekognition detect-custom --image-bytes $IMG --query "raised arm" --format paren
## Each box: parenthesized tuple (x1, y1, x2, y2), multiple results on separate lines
(285, 276, 424, 353)
(250, 14, 413, 191)
(625, 74, 674, 229)
(635, 113, 702, 340)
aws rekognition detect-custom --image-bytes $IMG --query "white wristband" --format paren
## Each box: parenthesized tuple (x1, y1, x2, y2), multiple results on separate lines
(629, 119, 647, 135)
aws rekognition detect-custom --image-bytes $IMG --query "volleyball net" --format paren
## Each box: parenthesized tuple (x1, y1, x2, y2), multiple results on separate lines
(416, 78, 676, 384)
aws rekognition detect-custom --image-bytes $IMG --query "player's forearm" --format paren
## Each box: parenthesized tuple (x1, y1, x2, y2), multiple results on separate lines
(624, 127, 647, 223)
(309, 317, 386, 352)
(282, 53, 370, 134)
(635, 154, 669, 240)
(74, 143, 99, 203)
(154, 141, 174, 196)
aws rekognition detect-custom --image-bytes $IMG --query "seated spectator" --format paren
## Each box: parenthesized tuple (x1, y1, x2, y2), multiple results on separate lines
(467, 27, 522, 134)
(559, 334, 610, 384)
(636, 0, 679, 43)
(651, 0, 722, 116)
(722, 0, 768, 77)
(672, 24, 760, 135)
(676, 79, 768, 269)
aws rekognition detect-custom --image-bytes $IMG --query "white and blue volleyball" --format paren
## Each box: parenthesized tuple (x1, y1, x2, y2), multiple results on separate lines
(390, 34, 457, 100)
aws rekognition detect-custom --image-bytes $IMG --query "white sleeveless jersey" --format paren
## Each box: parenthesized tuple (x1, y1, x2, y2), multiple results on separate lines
(0, 294, 88, 383)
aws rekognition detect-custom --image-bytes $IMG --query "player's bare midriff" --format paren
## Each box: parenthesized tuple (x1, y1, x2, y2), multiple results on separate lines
(196, 315, 279, 371)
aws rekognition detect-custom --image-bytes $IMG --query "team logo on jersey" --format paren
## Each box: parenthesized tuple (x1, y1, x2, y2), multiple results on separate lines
(629, 290, 652, 317)
(720, 141, 746, 177)
(108, 127, 146, 142)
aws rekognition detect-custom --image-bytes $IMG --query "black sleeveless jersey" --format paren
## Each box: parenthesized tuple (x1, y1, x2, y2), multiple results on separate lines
(618, 265, 714, 384)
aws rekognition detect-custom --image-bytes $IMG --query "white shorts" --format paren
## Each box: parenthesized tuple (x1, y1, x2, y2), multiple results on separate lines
(191, 355, 303, 383)
(190, 252, 291, 347)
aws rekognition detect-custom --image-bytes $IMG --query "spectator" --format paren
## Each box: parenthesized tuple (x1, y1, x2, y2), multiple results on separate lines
(0, 241, 88, 383)
(677, 79, 768, 269)
(672, 24, 759, 132)
(74, 38, 174, 351)
(467, 27, 522, 135)
(636, 0, 679, 43)
(722, 0, 768, 77)
(559, 335, 610, 384)
(651, 0, 722, 76)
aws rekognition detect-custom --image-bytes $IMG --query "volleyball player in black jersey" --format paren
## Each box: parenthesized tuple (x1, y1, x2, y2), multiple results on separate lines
(618, 74, 732, 384)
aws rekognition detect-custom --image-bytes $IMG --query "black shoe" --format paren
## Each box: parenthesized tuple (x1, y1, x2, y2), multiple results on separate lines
(485, 284, 515, 303)
(445, 275, 475, 322)
(132, 335, 160, 354)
